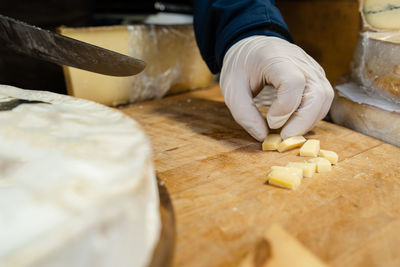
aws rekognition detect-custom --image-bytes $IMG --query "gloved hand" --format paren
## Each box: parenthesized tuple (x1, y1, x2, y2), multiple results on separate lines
(220, 36, 334, 141)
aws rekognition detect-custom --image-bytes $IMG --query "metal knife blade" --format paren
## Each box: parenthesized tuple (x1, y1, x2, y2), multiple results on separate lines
(0, 14, 146, 76)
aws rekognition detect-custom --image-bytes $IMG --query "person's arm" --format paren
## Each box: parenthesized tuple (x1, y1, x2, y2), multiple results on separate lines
(193, 1, 334, 142)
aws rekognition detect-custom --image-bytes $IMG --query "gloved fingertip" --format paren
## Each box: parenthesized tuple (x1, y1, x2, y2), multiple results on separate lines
(249, 125, 268, 142)
(266, 114, 289, 129)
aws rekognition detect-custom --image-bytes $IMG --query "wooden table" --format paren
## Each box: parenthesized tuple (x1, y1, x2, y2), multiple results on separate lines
(122, 85, 400, 267)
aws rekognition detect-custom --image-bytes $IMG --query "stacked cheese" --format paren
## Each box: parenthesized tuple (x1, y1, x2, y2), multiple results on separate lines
(59, 25, 214, 106)
(0, 85, 160, 267)
(331, 1, 400, 147)
(262, 135, 338, 190)
(350, 0, 400, 103)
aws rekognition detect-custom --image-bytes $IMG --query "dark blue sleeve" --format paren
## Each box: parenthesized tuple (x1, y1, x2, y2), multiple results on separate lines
(193, 0, 292, 74)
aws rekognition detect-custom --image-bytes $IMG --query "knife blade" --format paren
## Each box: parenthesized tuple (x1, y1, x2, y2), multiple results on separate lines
(0, 14, 146, 77)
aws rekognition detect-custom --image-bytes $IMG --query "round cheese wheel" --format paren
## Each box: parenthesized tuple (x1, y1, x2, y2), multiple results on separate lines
(0, 85, 160, 267)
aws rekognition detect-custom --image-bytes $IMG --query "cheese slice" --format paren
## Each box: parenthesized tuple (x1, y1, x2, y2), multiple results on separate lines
(267, 169, 302, 190)
(277, 136, 307, 153)
(286, 162, 316, 178)
(0, 85, 160, 267)
(319, 149, 339, 164)
(270, 166, 303, 179)
(299, 139, 320, 157)
(262, 134, 282, 151)
(307, 157, 332, 173)
(59, 25, 214, 106)
(361, 0, 400, 30)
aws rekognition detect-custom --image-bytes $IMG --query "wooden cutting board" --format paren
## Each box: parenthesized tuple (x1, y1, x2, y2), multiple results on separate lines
(121, 85, 400, 267)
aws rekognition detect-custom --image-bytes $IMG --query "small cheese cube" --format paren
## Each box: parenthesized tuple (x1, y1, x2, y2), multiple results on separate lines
(270, 166, 303, 179)
(319, 149, 338, 164)
(307, 157, 332, 173)
(267, 170, 302, 190)
(286, 162, 316, 178)
(299, 139, 320, 157)
(262, 134, 282, 151)
(277, 136, 307, 153)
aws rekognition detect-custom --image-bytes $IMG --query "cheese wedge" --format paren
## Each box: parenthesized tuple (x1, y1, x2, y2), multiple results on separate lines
(59, 25, 214, 106)
(307, 157, 332, 173)
(319, 149, 339, 164)
(277, 136, 307, 153)
(268, 169, 302, 190)
(300, 139, 320, 157)
(262, 134, 282, 151)
(286, 162, 317, 178)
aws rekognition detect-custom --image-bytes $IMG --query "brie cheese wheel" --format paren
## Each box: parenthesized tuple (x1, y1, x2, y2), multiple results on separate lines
(0, 85, 160, 267)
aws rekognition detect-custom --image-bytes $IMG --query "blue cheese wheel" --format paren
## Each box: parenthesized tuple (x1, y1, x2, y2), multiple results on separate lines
(0, 85, 160, 267)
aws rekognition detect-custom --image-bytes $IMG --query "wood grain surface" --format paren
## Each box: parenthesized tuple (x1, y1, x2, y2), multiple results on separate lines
(122, 85, 400, 267)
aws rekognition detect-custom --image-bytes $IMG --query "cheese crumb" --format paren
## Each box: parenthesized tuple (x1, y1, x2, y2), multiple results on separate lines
(262, 134, 282, 151)
(300, 139, 320, 157)
(277, 136, 307, 153)
(286, 162, 316, 178)
(319, 149, 338, 164)
(307, 157, 332, 173)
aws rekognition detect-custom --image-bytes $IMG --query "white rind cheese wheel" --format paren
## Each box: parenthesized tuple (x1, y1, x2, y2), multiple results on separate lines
(0, 85, 160, 267)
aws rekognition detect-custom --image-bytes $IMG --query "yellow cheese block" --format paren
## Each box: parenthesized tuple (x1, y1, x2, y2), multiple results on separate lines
(270, 166, 303, 179)
(277, 136, 306, 153)
(307, 157, 332, 173)
(262, 134, 282, 151)
(299, 139, 320, 157)
(59, 25, 214, 106)
(319, 149, 339, 164)
(286, 162, 316, 178)
(268, 168, 302, 190)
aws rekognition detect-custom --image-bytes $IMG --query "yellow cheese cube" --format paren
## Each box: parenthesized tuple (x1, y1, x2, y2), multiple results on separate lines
(267, 170, 302, 190)
(319, 149, 338, 164)
(262, 134, 282, 151)
(270, 166, 303, 179)
(286, 162, 316, 178)
(307, 157, 332, 173)
(299, 139, 320, 157)
(277, 136, 307, 153)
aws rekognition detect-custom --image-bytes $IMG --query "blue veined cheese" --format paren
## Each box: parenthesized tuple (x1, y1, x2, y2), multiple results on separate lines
(0, 85, 160, 267)
(362, 0, 400, 30)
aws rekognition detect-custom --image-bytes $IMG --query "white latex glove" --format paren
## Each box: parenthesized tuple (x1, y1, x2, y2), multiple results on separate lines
(220, 36, 334, 141)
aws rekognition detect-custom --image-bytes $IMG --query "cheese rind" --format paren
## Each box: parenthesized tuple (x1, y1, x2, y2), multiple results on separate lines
(307, 157, 332, 173)
(267, 170, 302, 190)
(319, 149, 339, 164)
(286, 162, 316, 178)
(277, 136, 307, 153)
(300, 139, 320, 157)
(351, 31, 400, 104)
(262, 134, 282, 151)
(0, 85, 160, 267)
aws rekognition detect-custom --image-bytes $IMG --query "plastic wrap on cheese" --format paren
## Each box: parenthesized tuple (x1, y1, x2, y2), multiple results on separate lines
(59, 25, 214, 106)
(351, 31, 400, 104)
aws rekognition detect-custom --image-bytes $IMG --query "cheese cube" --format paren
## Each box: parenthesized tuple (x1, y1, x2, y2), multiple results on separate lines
(286, 162, 316, 178)
(307, 157, 332, 173)
(277, 136, 307, 153)
(270, 166, 303, 179)
(262, 134, 282, 151)
(267, 170, 302, 190)
(299, 139, 320, 157)
(319, 149, 338, 164)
